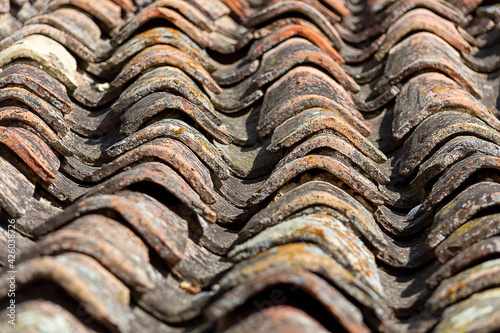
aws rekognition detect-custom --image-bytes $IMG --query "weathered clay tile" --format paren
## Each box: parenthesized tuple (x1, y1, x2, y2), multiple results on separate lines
(116, 91, 231, 144)
(189, 213, 240, 254)
(109, 45, 222, 94)
(143, 0, 218, 33)
(374, 32, 482, 99)
(447, 0, 483, 14)
(82, 162, 217, 221)
(351, 83, 401, 112)
(216, 305, 331, 333)
(253, 16, 331, 43)
(10, 195, 63, 237)
(107, 118, 231, 179)
(0, 12, 22, 39)
(378, 231, 435, 269)
(36, 170, 90, 203)
(0, 64, 73, 114)
(229, 214, 383, 294)
(0, 88, 69, 135)
(0, 253, 131, 332)
(85, 138, 217, 204)
(25, 8, 102, 50)
(267, 0, 349, 21)
(0, 35, 78, 90)
(342, 59, 385, 85)
(374, 8, 472, 61)
(32, 192, 190, 265)
(268, 108, 386, 163)
(374, 205, 432, 237)
(377, 0, 470, 30)
(465, 14, 495, 36)
(434, 216, 500, 263)
(0, 107, 72, 156)
(204, 28, 254, 55)
(187, 0, 230, 20)
(0, 155, 35, 218)
(111, 7, 209, 48)
(112, 0, 135, 13)
(111, 66, 217, 122)
(396, 112, 500, 178)
(334, 20, 381, 45)
(0, 126, 60, 183)
(209, 39, 359, 110)
(257, 66, 368, 138)
(463, 42, 500, 73)
(219, 0, 249, 18)
(135, 1, 252, 52)
(11, 2, 41, 23)
(240, 180, 387, 248)
(393, 73, 499, 140)
(476, 3, 500, 24)
(247, 24, 344, 64)
(246, 1, 344, 44)
(205, 268, 370, 333)
(86, 27, 214, 75)
(1, 0, 500, 331)
(452, 21, 500, 49)
(367, 0, 396, 13)
(130, 305, 201, 332)
(209, 139, 280, 178)
(47, 0, 123, 32)
(426, 258, 500, 313)
(276, 132, 389, 184)
(0, 300, 96, 333)
(249, 155, 387, 205)
(20, 214, 155, 292)
(420, 155, 500, 212)
(132, 270, 212, 323)
(216, 243, 391, 320)
(427, 237, 500, 289)
(411, 136, 500, 189)
(251, 38, 358, 92)
(213, 18, 250, 45)
(427, 182, 500, 249)
(210, 57, 260, 86)
(433, 288, 500, 333)
(0, 24, 97, 62)
(202, 74, 263, 112)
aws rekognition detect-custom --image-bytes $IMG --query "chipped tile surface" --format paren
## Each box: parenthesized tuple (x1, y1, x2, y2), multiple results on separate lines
(0, 0, 500, 332)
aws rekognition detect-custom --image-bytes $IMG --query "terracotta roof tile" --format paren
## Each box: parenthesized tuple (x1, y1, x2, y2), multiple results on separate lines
(1, 0, 500, 331)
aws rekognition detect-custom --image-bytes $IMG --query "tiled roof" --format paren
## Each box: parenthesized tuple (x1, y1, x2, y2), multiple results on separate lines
(0, 0, 499, 332)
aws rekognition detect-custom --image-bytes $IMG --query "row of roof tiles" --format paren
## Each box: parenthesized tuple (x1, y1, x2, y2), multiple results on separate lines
(0, 0, 499, 332)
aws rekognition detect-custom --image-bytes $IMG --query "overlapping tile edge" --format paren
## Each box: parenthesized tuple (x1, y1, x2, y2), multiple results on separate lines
(0, 0, 499, 332)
